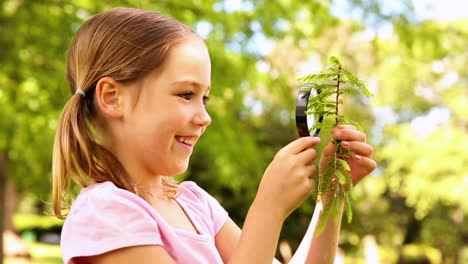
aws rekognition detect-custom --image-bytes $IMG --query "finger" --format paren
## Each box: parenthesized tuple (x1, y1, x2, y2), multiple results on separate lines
(283, 137, 321, 155)
(334, 124, 357, 130)
(332, 128, 366, 142)
(296, 148, 318, 165)
(350, 157, 377, 184)
(340, 141, 374, 157)
(321, 141, 335, 158)
(300, 164, 317, 180)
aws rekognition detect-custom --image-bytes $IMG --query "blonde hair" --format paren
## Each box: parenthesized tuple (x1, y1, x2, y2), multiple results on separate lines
(52, 7, 195, 219)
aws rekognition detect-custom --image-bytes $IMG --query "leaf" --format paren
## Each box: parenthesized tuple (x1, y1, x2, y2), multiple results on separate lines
(332, 194, 342, 222)
(315, 196, 334, 236)
(347, 184, 356, 200)
(341, 68, 373, 97)
(322, 67, 340, 75)
(337, 158, 351, 171)
(336, 115, 363, 130)
(340, 170, 356, 199)
(329, 56, 341, 67)
(336, 170, 347, 184)
(319, 156, 336, 195)
(340, 148, 355, 158)
(311, 122, 336, 130)
(317, 101, 336, 108)
(345, 193, 353, 223)
(309, 83, 337, 91)
(298, 73, 337, 83)
(340, 87, 360, 96)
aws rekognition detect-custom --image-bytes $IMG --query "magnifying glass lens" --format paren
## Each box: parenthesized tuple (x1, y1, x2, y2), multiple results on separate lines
(296, 83, 322, 137)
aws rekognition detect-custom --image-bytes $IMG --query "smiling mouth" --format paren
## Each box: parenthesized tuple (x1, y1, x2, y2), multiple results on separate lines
(175, 136, 197, 146)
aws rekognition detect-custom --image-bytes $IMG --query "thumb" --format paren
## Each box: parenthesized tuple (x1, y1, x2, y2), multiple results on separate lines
(319, 141, 336, 170)
(322, 141, 335, 158)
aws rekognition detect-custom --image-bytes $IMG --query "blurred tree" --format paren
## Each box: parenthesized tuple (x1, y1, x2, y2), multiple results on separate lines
(374, 19, 468, 262)
(1, 2, 78, 262)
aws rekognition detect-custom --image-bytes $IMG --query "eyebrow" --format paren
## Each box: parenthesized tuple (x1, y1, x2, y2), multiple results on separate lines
(170, 80, 211, 92)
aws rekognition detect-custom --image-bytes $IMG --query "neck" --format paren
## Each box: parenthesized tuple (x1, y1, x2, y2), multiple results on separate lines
(133, 176, 169, 201)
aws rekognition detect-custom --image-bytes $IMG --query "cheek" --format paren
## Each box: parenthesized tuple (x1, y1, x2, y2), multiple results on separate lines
(165, 110, 191, 128)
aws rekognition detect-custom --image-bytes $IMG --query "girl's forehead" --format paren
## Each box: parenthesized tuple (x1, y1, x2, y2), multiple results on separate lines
(157, 37, 211, 86)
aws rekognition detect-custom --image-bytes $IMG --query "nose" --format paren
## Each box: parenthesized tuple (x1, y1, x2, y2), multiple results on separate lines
(193, 105, 211, 127)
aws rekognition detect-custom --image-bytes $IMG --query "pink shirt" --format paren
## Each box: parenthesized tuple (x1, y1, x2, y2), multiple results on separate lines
(61, 181, 229, 264)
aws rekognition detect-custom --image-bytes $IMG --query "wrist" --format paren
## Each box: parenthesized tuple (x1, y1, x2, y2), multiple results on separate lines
(251, 197, 287, 224)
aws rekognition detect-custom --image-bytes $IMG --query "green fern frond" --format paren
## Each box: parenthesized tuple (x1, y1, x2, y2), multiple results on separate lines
(336, 170, 347, 184)
(306, 83, 337, 91)
(337, 159, 351, 171)
(332, 194, 342, 222)
(341, 69, 373, 97)
(329, 56, 341, 67)
(298, 73, 337, 83)
(344, 194, 353, 223)
(336, 115, 363, 130)
(299, 56, 371, 236)
(339, 148, 355, 158)
(315, 198, 334, 235)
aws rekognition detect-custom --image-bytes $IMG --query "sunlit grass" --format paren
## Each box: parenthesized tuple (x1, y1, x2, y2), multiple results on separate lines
(5, 242, 62, 264)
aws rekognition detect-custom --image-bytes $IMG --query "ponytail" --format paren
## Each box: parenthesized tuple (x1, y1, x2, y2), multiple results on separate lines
(52, 92, 132, 219)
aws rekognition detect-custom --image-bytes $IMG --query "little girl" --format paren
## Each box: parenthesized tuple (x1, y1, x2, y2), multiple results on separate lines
(52, 7, 376, 264)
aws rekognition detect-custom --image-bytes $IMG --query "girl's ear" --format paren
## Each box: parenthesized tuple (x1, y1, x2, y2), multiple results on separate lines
(94, 77, 125, 120)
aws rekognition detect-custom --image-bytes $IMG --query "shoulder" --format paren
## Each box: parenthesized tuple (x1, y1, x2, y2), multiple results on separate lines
(66, 181, 155, 223)
(61, 182, 162, 263)
(71, 181, 150, 211)
(178, 181, 206, 198)
(64, 181, 157, 231)
(177, 181, 220, 204)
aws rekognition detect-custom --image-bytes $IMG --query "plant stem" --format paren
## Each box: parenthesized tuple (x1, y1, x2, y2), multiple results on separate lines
(331, 66, 343, 197)
(335, 65, 341, 125)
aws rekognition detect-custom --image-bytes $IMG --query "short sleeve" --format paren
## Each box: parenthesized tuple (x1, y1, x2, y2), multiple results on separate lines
(178, 181, 229, 236)
(61, 183, 163, 264)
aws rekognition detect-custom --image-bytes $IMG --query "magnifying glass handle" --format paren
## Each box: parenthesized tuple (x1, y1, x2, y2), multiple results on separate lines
(296, 89, 310, 137)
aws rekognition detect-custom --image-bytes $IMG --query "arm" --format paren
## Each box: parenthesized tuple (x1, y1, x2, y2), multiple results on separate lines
(224, 203, 285, 264)
(216, 218, 282, 264)
(215, 198, 343, 264)
(216, 136, 322, 264)
(288, 199, 344, 264)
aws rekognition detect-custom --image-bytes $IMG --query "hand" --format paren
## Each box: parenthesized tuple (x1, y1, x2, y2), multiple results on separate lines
(319, 125, 377, 186)
(255, 137, 321, 220)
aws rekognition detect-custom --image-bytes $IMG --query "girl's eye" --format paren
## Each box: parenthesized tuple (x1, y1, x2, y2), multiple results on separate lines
(179, 92, 209, 105)
(203, 96, 210, 105)
(179, 92, 193, 100)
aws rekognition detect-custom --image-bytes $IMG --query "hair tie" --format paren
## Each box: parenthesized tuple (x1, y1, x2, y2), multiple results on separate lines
(75, 89, 86, 97)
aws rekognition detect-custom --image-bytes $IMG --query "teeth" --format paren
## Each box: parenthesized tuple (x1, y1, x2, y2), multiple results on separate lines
(177, 137, 195, 145)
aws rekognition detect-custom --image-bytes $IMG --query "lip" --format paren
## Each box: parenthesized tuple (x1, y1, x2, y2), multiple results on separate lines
(175, 135, 199, 151)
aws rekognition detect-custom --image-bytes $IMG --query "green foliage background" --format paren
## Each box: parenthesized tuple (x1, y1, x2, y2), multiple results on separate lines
(1, 0, 467, 263)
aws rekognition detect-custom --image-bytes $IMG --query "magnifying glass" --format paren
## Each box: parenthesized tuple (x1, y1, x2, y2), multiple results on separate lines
(295, 83, 323, 137)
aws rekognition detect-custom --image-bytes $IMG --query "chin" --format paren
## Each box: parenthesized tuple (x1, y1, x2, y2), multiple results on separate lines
(164, 162, 189, 176)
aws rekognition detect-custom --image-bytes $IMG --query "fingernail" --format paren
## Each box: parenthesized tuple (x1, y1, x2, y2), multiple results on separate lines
(311, 136, 321, 142)
(354, 154, 362, 160)
(341, 141, 349, 147)
(334, 130, 342, 137)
